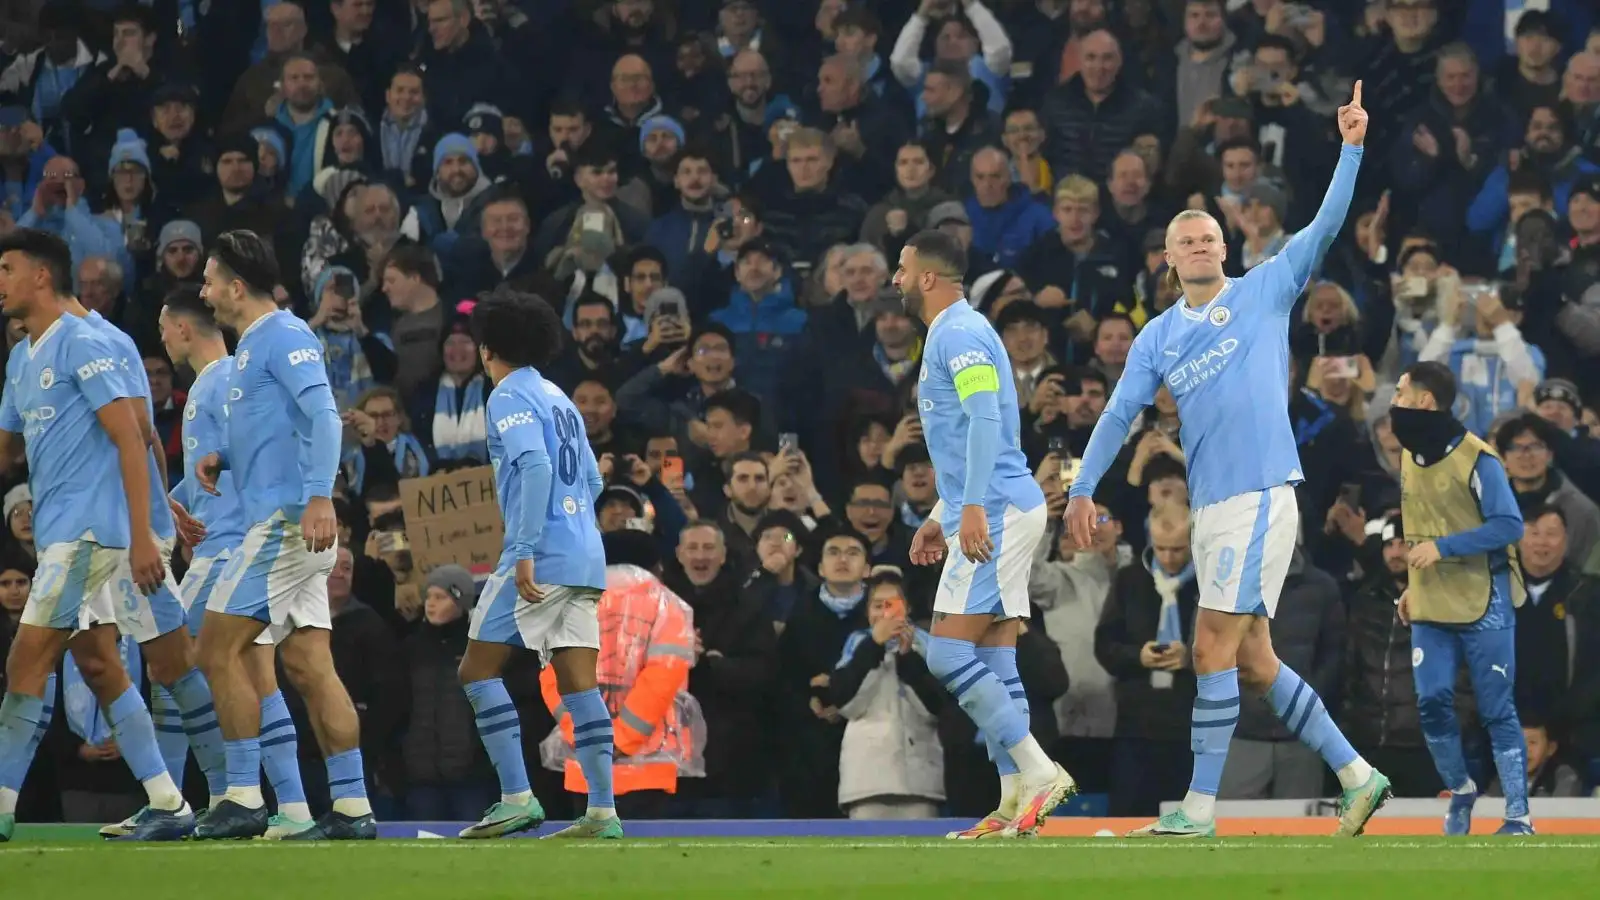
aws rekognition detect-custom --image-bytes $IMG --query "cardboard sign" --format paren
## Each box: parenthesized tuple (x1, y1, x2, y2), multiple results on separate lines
(399, 467, 503, 575)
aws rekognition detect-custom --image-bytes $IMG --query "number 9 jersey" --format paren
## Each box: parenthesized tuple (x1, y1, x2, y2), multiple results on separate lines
(486, 367, 607, 590)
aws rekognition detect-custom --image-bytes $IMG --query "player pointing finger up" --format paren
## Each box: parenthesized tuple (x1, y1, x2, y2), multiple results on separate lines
(1338, 80, 1367, 146)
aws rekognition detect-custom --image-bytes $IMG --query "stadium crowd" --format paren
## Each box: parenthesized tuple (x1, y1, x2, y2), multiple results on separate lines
(1, 0, 1599, 825)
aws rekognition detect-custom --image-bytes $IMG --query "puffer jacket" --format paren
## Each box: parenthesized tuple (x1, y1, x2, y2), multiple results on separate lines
(401, 616, 487, 786)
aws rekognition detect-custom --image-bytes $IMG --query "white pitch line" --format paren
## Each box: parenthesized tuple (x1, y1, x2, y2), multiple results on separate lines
(2, 840, 1597, 854)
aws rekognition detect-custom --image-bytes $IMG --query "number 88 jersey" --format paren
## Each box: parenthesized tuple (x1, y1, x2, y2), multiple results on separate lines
(486, 367, 607, 590)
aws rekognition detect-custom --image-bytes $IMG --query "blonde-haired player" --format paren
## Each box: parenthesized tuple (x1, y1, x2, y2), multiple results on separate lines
(1063, 84, 1391, 838)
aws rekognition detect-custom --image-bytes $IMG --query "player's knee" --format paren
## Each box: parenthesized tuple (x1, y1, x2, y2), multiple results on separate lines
(924, 635, 976, 682)
(1415, 686, 1454, 721)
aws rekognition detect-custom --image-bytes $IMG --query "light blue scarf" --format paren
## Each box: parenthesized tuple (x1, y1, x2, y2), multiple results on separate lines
(343, 432, 430, 495)
(63, 637, 141, 744)
(433, 373, 490, 463)
(818, 584, 864, 618)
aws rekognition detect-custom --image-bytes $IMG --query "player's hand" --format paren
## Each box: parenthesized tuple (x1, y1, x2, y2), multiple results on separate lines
(1396, 589, 1412, 626)
(1338, 80, 1367, 147)
(1407, 540, 1441, 570)
(1064, 495, 1099, 549)
(130, 533, 165, 595)
(515, 558, 544, 602)
(197, 452, 223, 496)
(169, 498, 207, 546)
(958, 505, 992, 563)
(301, 496, 337, 552)
(909, 517, 946, 566)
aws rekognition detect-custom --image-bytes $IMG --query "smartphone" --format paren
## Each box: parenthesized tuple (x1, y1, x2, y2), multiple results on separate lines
(1153, 643, 1170, 653)
(880, 594, 907, 621)
(644, 291, 684, 322)
(1325, 355, 1359, 379)
(660, 454, 684, 486)
(376, 530, 400, 553)
(1338, 482, 1362, 511)
(715, 218, 735, 240)
(1059, 456, 1082, 489)
(1400, 275, 1429, 299)
(331, 273, 357, 300)
(1047, 436, 1066, 455)
(778, 433, 799, 458)
(774, 120, 797, 145)
(580, 211, 607, 233)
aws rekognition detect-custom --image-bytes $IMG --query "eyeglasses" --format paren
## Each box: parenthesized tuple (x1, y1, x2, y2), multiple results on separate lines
(1507, 441, 1546, 455)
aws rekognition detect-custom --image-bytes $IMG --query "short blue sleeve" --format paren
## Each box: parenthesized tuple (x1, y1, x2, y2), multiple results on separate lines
(65, 333, 135, 412)
(488, 389, 549, 466)
(264, 324, 332, 400)
(0, 352, 22, 433)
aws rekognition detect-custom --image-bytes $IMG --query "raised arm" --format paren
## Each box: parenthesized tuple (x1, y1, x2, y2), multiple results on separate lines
(1256, 82, 1368, 313)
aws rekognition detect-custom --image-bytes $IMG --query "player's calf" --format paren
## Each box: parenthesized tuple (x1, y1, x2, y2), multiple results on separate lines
(279, 628, 372, 826)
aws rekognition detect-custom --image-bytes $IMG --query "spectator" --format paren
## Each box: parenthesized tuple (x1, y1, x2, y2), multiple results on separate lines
(414, 133, 495, 259)
(17, 155, 128, 284)
(663, 520, 780, 816)
(964, 147, 1053, 270)
(342, 384, 432, 496)
(1496, 418, 1600, 570)
(757, 127, 868, 269)
(1417, 280, 1544, 437)
(890, 0, 1013, 118)
(407, 306, 491, 465)
(1094, 504, 1198, 816)
(400, 565, 493, 822)
(1487, 711, 1585, 799)
(860, 141, 955, 257)
(776, 528, 872, 818)
(533, 142, 650, 264)
(1040, 29, 1163, 183)
(917, 60, 1002, 195)
(222, 1, 358, 135)
(60, 5, 160, 169)
(830, 573, 945, 818)
(417, 0, 508, 131)
(376, 64, 438, 191)
(708, 239, 807, 401)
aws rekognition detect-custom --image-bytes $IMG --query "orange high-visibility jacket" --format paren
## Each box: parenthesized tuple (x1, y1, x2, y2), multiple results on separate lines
(541, 564, 697, 795)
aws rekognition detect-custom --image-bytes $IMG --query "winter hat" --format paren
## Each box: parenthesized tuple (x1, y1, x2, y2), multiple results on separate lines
(603, 528, 660, 571)
(249, 126, 287, 165)
(213, 131, 259, 166)
(432, 132, 480, 176)
(425, 563, 477, 613)
(1242, 181, 1288, 225)
(763, 95, 800, 127)
(638, 114, 685, 153)
(1534, 378, 1582, 417)
(3, 484, 30, 524)
(463, 103, 505, 143)
(157, 220, 202, 256)
(107, 129, 152, 175)
(315, 167, 367, 209)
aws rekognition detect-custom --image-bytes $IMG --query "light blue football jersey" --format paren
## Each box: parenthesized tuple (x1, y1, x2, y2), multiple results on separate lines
(917, 299, 1045, 536)
(221, 310, 341, 525)
(82, 310, 175, 540)
(1072, 144, 1364, 510)
(0, 315, 138, 548)
(175, 356, 246, 557)
(486, 366, 607, 589)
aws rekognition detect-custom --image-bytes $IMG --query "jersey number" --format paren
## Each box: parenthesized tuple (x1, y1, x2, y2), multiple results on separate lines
(551, 408, 582, 486)
(1215, 547, 1236, 583)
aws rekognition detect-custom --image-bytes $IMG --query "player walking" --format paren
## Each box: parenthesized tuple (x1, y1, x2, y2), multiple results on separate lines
(455, 287, 618, 840)
(59, 288, 229, 837)
(1390, 362, 1534, 835)
(1064, 84, 1391, 838)
(0, 230, 192, 841)
(158, 285, 315, 839)
(191, 230, 373, 841)
(897, 229, 1077, 839)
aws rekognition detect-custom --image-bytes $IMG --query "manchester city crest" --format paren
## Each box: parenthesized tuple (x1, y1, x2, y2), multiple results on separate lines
(1209, 306, 1231, 327)
(237, 351, 250, 370)
(38, 367, 53, 389)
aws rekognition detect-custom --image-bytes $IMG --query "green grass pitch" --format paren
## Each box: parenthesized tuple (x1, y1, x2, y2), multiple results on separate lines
(2, 837, 1598, 898)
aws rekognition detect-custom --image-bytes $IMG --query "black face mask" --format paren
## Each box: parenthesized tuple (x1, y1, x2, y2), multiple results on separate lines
(1388, 406, 1466, 465)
